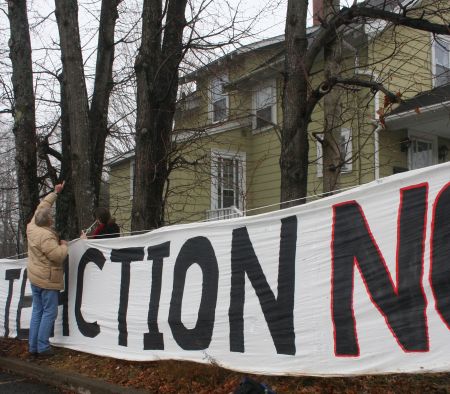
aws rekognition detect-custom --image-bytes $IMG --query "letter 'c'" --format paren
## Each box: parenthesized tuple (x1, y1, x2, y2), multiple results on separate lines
(75, 248, 106, 337)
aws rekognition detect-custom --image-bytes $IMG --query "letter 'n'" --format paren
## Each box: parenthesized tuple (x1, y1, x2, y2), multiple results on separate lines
(229, 216, 297, 355)
(332, 184, 428, 356)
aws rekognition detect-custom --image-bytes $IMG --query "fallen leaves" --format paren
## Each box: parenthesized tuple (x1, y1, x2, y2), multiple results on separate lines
(0, 338, 449, 393)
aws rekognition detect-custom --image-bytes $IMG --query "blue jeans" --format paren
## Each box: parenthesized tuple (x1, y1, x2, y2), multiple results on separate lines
(29, 284, 59, 353)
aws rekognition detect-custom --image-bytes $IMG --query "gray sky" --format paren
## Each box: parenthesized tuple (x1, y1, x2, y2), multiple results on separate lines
(0, 0, 364, 131)
(226, 0, 364, 41)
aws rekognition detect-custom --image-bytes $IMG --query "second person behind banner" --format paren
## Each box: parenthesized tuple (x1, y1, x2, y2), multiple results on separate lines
(81, 207, 120, 239)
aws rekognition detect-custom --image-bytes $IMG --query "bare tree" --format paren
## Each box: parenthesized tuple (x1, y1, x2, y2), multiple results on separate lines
(131, 0, 189, 231)
(322, 0, 343, 194)
(281, 0, 450, 206)
(53, 0, 121, 234)
(0, 130, 22, 257)
(6, 0, 39, 241)
(132, 0, 252, 231)
(3, 1, 143, 240)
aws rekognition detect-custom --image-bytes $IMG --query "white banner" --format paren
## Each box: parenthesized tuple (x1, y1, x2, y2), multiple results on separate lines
(1, 163, 450, 376)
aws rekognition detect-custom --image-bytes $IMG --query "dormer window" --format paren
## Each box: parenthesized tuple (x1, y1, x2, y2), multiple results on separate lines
(433, 36, 450, 87)
(253, 82, 277, 130)
(209, 75, 228, 123)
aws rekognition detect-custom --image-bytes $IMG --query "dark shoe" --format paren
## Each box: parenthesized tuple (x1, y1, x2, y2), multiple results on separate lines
(37, 349, 54, 359)
(27, 352, 38, 360)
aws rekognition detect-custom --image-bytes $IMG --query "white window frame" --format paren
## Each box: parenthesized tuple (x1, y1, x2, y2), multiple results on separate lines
(431, 34, 450, 88)
(407, 133, 438, 170)
(252, 80, 277, 131)
(208, 74, 229, 123)
(130, 160, 135, 200)
(316, 128, 353, 177)
(210, 149, 246, 211)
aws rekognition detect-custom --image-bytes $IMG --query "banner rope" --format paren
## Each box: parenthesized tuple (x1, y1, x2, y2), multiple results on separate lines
(201, 184, 360, 221)
(0, 252, 28, 260)
(119, 184, 360, 233)
(1, 184, 361, 256)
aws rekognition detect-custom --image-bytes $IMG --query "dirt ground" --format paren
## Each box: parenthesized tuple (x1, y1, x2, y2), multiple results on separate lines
(0, 338, 449, 393)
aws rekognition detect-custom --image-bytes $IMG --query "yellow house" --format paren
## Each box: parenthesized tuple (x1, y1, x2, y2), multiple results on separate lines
(109, 0, 450, 232)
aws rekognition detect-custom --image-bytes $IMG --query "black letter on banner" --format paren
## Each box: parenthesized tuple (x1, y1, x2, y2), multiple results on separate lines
(431, 183, 450, 327)
(4, 269, 21, 337)
(75, 248, 105, 337)
(229, 216, 297, 355)
(58, 257, 70, 336)
(16, 269, 32, 339)
(111, 247, 145, 347)
(144, 242, 170, 350)
(168, 237, 218, 350)
(332, 184, 428, 356)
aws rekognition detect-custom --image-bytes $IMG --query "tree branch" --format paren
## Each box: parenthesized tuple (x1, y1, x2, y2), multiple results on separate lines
(306, 76, 401, 121)
(305, 3, 450, 74)
(334, 77, 400, 103)
(351, 6, 450, 35)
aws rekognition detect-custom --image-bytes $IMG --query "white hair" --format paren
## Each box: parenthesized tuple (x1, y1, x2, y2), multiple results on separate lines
(35, 207, 52, 227)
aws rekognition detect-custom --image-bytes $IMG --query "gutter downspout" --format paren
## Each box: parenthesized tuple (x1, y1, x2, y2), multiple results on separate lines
(372, 94, 381, 180)
(373, 123, 382, 180)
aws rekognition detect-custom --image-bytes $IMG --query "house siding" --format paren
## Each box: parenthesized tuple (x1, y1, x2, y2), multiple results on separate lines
(109, 11, 447, 227)
(109, 160, 133, 232)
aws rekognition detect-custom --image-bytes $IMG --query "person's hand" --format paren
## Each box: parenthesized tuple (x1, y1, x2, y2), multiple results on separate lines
(60, 240, 68, 246)
(55, 181, 65, 194)
(80, 231, 88, 240)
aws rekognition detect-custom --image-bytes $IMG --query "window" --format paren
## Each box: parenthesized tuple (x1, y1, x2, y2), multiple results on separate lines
(211, 150, 245, 211)
(209, 75, 228, 123)
(316, 128, 352, 177)
(409, 136, 435, 170)
(433, 36, 450, 87)
(253, 82, 276, 130)
(339, 129, 352, 172)
(130, 160, 134, 200)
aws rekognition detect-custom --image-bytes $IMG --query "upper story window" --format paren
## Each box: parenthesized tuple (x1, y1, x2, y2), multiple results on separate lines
(316, 128, 352, 177)
(433, 35, 450, 87)
(339, 129, 352, 173)
(209, 75, 228, 123)
(253, 81, 277, 130)
(178, 81, 199, 112)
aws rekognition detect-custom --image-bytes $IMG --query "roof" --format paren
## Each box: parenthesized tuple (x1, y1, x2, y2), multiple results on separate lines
(360, 0, 421, 11)
(180, 0, 419, 84)
(180, 34, 287, 84)
(388, 83, 450, 116)
(107, 150, 134, 167)
(363, 0, 405, 10)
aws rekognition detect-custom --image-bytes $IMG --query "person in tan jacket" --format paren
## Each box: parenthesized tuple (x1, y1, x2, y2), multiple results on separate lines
(27, 182, 68, 357)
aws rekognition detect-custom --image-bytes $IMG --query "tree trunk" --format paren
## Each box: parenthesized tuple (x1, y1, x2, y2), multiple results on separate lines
(131, 0, 187, 231)
(54, 0, 119, 234)
(0, 188, 17, 258)
(322, 0, 342, 195)
(54, 0, 93, 230)
(89, 0, 121, 203)
(280, 0, 310, 208)
(7, 0, 39, 245)
(56, 73, 79, 240)
(55, 0, 95, 231)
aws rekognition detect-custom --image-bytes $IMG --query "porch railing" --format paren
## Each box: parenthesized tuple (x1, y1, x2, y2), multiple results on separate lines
(205, 206, 244, 221)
